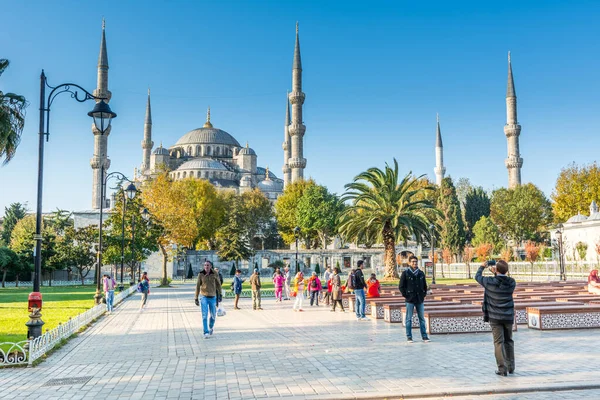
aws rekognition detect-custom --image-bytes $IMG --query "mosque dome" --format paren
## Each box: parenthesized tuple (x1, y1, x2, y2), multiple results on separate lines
(176, 158, 228, 171)
(153, 146, 169, 155)
(175, 127, 240, 147)
(238, 146, 256, 156)
(566, 213, 588, 223)
(258, 179, 280, 192)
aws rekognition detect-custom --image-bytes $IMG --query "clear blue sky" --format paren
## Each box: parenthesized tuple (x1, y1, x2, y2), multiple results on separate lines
(1, 0, 599, 215)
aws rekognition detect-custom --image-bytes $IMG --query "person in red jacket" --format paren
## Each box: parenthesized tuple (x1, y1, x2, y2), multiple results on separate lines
(366, 274, 381, 298)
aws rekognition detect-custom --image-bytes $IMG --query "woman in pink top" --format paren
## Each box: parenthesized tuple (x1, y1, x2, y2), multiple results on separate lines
(308, 271, 322, 306)
(273, 270, 285, 302)
(102, 274, 116, 313)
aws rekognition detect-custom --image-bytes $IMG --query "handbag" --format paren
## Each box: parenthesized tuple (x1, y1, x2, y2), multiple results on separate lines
(291, 291, 297, 297)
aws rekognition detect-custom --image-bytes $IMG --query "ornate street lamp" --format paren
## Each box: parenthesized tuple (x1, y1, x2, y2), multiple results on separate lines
(294, 226, 301, 273)
(118, 183, 138, 291)
(429, 223, 436, 285)
(556, 223, 566, 281)
(28, 71, 116, 338)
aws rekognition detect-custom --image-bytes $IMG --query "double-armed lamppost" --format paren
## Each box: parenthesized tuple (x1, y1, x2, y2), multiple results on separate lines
(429, 223, 436, 285)
(556, 223, 566, 281)
(118, 183, 137, 291)
(27, 72, 116, 338)
(294, 226, 301, 273)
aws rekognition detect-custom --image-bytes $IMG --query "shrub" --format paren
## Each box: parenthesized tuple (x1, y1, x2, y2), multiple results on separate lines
(315, 263, 320, 275)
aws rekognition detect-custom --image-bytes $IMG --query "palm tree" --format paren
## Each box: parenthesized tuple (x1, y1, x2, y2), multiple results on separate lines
(339, 159, 439, 279)
(0, 59, 28, 164)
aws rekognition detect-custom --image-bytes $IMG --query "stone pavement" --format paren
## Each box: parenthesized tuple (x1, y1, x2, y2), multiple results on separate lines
(1, 284, 600, 400)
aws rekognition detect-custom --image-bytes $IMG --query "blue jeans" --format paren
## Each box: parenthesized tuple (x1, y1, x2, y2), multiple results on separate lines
(105, 290, 114, 312)
(201, 296, 217, 334)
(354, 289, 366, 318)
(405, 302, 428, 339)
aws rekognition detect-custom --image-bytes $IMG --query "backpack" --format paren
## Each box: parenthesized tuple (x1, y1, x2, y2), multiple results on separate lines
(136, 282, 143, 293)
(347, 273, 356, 290)
(311, 279, 317, 289)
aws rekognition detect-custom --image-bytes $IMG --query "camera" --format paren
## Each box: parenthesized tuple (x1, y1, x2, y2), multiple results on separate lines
(486, 259, 496, 267)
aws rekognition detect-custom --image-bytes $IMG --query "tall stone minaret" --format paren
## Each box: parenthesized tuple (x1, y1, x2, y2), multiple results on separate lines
(141, 88, 153, 173)
(434, 113, 446, 186)
(504, 51, 523, 189)
(282, 93, 291, 187)
(91, 19, 112, 209)
(288, 22, 306, 183)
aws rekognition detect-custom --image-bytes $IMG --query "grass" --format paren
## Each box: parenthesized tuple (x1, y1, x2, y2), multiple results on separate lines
(0, 285, 97, 347)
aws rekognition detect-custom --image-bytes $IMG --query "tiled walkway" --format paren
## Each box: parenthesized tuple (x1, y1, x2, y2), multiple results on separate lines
(1, 284, 600, 399)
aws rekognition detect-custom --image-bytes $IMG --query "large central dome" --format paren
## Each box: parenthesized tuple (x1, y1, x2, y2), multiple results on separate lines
(175, 127, 241, 147)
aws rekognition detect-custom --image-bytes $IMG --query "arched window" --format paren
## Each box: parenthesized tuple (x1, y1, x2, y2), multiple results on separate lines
(215, 147, 220, 156)
(183, 171, 187, 178)
(196, 145, 201, 156)
(197, 171, 201, 178)
(187, 146, 192, 156)
(204, 171, 209, 178)
(206, 146, 212, 156)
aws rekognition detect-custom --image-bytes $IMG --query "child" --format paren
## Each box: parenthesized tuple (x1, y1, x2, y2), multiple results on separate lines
(273, 270, 285, 302)
(293, 272, 306, 312)
(366, 273, 381, 298)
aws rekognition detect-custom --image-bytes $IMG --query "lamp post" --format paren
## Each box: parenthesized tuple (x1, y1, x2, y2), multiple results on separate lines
(429, 223, 436, 285)
(294, 226, 300, 273)
(133, 208, 150, 283)
(118, 183, 137, 291)
(28, 71, 116, 338)
(95, 174, 134, 303)
(556, 224, 566, 281)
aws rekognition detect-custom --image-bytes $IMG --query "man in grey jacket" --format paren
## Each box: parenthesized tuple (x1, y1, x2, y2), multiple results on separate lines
(475, 259, 516, 377)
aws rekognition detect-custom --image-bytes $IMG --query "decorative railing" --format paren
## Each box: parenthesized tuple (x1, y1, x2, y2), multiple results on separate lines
(1, 280, 95, 288)
(0, 284, 137, 367)
(223, 290, 276, 298)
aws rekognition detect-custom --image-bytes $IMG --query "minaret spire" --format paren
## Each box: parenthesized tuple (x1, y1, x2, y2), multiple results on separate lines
(434, 113, 446, 186)
(91, 19, 112, 209)
(504, 51, 523, 188)
(204, 106, 213, 128)
(141, 88, 154, 174)
(288, 22, 307, 182)
(282, 92, 292, 187)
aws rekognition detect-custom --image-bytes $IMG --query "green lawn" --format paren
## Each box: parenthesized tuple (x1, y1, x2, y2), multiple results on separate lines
(0, 286, 97, 346)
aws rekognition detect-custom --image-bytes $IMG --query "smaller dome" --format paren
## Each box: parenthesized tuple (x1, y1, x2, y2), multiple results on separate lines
(154, 146, 169, 155)
(566, 213, 588, 223)
(176, 158, 228, 171)
(238, 147, 256, 156)
(258, 179, 280, 192)
(588, 212, 600, 221)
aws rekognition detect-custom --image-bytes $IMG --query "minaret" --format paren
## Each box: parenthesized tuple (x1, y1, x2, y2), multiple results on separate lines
(504, 51, 523, 189)
(282, 93, 292, 187)
(288, 22, 306, 182)
(434, 113, 446, 186)
(91, 19, 112, 209)
(141, 88, 153, 173)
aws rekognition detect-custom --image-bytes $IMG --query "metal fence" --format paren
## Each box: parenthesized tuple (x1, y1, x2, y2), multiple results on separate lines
(1, 280, 96, 288)
(0, 284, 137, 367)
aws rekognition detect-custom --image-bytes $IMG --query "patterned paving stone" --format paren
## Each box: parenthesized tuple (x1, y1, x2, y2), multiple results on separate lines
(1, 284, 600, 400)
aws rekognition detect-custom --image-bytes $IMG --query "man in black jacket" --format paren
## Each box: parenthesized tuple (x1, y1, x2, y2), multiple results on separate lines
(354, 260, 369, 320)
(399, 256, 430, 342)
(475, 260, 516, 376)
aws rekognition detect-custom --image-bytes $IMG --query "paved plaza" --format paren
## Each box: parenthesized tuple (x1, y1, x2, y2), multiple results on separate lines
(1, 284, 600, 400)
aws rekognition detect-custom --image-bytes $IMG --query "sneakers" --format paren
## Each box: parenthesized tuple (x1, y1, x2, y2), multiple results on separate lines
(209, 329, 214, 336)
(423, 338, 431, 343)
(360, 317, 370, 321)
(298, 309, 304, 312)
(356, 317, 361, 321)
(257, 308, 263, 310)
(203, 334, 210, 339)
(407, 338, 414, 343)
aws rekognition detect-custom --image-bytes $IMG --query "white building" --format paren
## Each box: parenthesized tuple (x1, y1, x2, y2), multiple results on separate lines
(551, 201, 600, 263)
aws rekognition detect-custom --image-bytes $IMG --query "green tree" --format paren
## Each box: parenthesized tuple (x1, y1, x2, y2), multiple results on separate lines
(10, 215, 57, 285)
(471, 216, 504, 252)
(275, 179, 317, 246)
(455, 177, 472, 213)
(216, 194, 254, 265)
(437, 177, 466, 257)
(490, 183, 553, 244)
(0, 59, 28, 164)
(240, 189, 274, 249)
(296, 184, 343, 248)
(1, 202, 27, 245)
(464, 187, 491, 241)
(0, 246, 20, 287)
(552, 162, 600, 222)
(338, 159, 438, 279)
(53, 226, 97, 284)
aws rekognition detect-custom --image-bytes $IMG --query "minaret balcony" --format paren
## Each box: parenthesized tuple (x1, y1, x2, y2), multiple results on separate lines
(288, 91, 305, 104)
(141, 140, 154, 149)
(505, 157, 523, 169)
(288, 124, 306, 136)
(504, 124, 521, 137)
(282, 141, 289, 151)
(288, 157, 307, 169)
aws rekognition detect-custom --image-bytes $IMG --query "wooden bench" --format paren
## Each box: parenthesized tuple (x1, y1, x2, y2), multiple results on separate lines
(403, 304, 480, 327)
(425, 309, 517, 334)
(527, 305, 600, 330)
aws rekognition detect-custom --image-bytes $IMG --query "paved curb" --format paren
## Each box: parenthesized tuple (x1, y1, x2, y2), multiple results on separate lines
(285, 382, 600, 399)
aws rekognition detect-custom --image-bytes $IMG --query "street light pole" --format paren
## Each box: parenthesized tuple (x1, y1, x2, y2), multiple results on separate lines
(556, 224, 566, 281)
(429, 224, 436, 285)
(28, 71, 116, 338)
(294, 226, 300, 273)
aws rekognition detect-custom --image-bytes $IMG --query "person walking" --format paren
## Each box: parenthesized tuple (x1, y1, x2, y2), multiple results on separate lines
(283, 266, 292, 300)
(293, 271, 306, 312)
(249, 268, 263, 310)
(103, 274, 116, 313)
(194, 261, 223, 339)
(232, 269, 245, 310)
(330, 267, 345, 312)
(475, 260, 516, 376)
(353, 260, 369, 320)
(138, 273, 150, 310)
(273, 269, 285, 302)
(399, 256, 430, 342)
(366, 273, 381, 298)
(214, 267, 225, 315)
(322, 267, 332, 305)
(308, 271, 322, 306)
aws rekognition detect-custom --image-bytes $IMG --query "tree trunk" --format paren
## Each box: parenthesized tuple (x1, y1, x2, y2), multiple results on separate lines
(15, 274, 19, 287)
(466, 262, 471, 279)
(160, 243, 169, 286)
(382, 225, 397, 279)
(1, 269, 6, 288)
